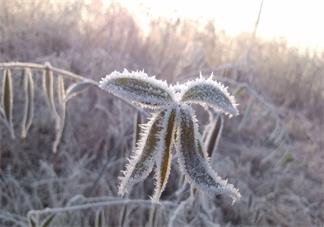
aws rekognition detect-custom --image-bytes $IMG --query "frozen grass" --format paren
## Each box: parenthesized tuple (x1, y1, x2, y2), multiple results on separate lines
(0, 0, 323, 226)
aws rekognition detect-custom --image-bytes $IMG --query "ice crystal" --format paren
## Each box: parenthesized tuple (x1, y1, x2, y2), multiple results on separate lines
(99, 70, 241, 203)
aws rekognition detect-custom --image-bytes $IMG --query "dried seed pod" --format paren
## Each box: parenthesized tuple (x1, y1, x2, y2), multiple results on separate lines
(206, 114, 224, 158)
(56, 76, 66, 117)
(52, 76, 67, 153)
(57, 75, 65, 104)
(1, 69, 15, 138)
(52, 109, 66, 154)
(1, 69, 13, 122)
(95, 209, 105, 227)
(21, 68, 34, 138)
(42, 67, 57, 116)
(0, 105, 5, 119)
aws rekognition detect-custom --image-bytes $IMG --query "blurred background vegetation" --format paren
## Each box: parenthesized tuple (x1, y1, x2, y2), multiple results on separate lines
(0, 0, 323, 226)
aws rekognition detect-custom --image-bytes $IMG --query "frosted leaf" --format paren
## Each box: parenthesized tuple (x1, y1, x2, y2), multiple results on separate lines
(99, 70, 241, 202)
(152, 107, 177, 201)
(180, 77, 239, 116)
(99, 69, 175, 109)
(118, 109, 167, 196)
(175, 105, 241, 203)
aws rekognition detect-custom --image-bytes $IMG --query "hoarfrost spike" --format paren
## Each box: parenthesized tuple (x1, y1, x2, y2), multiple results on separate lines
(99, 70, 174, 109)
(175, 105, 241, 203)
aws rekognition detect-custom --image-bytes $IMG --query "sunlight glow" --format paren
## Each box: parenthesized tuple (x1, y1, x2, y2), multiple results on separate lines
(104, 0, 324, 52)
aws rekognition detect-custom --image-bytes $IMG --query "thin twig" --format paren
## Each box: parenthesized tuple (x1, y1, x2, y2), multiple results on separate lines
(27, 198, 175, 217)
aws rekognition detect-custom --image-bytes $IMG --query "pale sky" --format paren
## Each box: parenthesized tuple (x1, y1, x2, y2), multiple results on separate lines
(111, 0, 324, 52)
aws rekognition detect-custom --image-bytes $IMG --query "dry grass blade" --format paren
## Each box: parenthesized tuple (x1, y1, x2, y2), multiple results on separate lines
(40, 214, 55, 227)
(28, 215, 36, 227)
(52, 108, 66, 154)
(153, 108, 176, 201)
(238, 96, 255, 131)
(42, 67, 57, 116)
(206, 114, 223, 158)
(148, 205, 159, 227)
(21, 68, 34, 138)
(1, 69, 15, 138)
(119, 204, 129, 227)
(64, 80, 93, 102)
(0, 105, 5, 119)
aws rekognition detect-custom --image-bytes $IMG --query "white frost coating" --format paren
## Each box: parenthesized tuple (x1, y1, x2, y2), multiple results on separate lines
(152, 107, 177, 202)
(99, 69, 175, 109)
(175, 105, 241, 203)
(179, 76, 239, 117)
(118, 110, 166, 196)
(99, 71, 241, 202)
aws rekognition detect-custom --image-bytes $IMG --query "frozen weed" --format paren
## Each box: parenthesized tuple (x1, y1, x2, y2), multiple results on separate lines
(99, 70, 241, 203)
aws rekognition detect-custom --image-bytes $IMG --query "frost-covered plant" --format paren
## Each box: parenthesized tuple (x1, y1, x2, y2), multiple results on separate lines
(99, 70, 241, 203)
